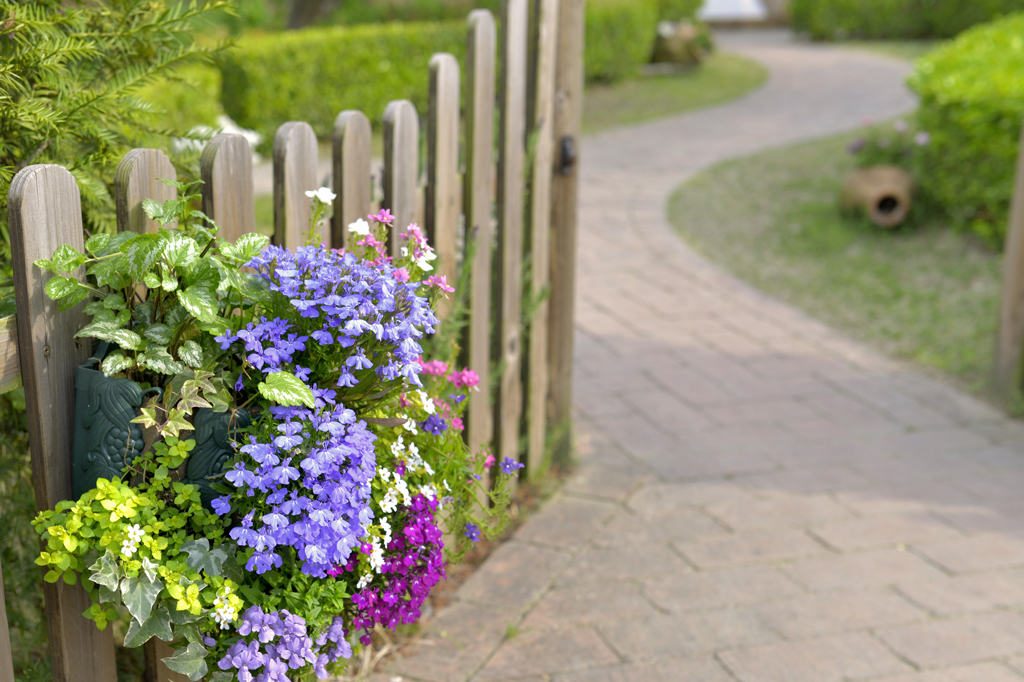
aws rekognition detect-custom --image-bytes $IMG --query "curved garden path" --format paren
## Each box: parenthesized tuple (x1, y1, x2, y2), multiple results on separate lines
(385, 30, 1024, 682)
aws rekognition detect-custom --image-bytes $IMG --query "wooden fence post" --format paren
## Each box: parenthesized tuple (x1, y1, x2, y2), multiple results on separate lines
(383, 100, 421, 254)
(273, 121, 319, 249)
(332, 111, 373, 250)
(115, 149, 177, 233)
(0, 559, 14, 682)
(201, 133, 255, 243)
(995, 119, 1024, 402)
(427, 53, 462, 317)
(523, 0, 560, 479)
(547, 0, 584, 467)
(464, 9, 497, 463)
(495, 0, 529, 476)
(8, 164, 117, 682)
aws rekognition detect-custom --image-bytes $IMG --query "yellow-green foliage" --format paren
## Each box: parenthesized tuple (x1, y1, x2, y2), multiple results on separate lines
(585, 0, 659, 83)
(218, 20, 466, 144)
(791, 0, 1024, 40)
(136, 64, 225, 133)
(908, 13, 1024, 246)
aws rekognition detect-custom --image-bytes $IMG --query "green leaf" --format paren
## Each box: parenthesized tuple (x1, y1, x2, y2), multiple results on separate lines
(206, 388, 231, 413)
(178, 340, 203, 369)
(52, 244, 86, 273)
(101, 352, 135, 377)
(161, 274, 179, 292)
(120, 574, 164, 624)
(103, 293, 126, 311)
(221, 233, 270, 263)
(139, 348, 185, 375)
(161, 408, 194, 438)
(143, 324, 174, 346)
(168, 608, 200, 626)
(57, 287, 90, 312)
(121, 233, 162, 280)
(88, 551, 120, 592)
(140, 557, 160, 584)
(85, 234, 111, 256)
(76, 322, 145, 351)
(131, 406, 160, 430)
(123, 606, 173, 648)
(163, 232, 199, 269)
(45, 276, 80, 300)
(258, 371, 315, 408)
(178, 286, 218, 322)
(144, 272, 161, 288)
(183, 259, 219, 291)
(34, 258, 53, 271)
(178, 539, 232, 577)
(163, 641, 209, 681)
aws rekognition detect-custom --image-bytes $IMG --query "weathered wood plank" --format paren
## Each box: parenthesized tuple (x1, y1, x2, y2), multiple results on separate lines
(273, 121, 320, 249)
(115, 148, 177, 233)
(332, 111, 373, 250)
(547, 0, 584, 466)
(0, 315, 21, 395)
(383, 100, 420, 254)
(524, 0, 560, 479)
(464, 9, 497, 465)
(8, 164, 117, 682)
(494, 0, 529, 479)
(201, 133, 255, 243)
(144, 640, 189, 682)
(0, 558, 14, 682)
(427, 53, 461, 318)
(996, 118, 1024, 400)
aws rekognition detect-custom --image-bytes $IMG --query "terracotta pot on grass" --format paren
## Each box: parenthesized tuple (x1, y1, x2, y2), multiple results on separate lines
(840, 165, 915, 228)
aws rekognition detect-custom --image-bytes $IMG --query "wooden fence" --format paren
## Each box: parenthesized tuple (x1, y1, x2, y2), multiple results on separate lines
(0, 1, 584, 680)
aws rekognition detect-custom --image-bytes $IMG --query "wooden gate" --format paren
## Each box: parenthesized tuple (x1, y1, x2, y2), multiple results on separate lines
(0, 1, 584, 680)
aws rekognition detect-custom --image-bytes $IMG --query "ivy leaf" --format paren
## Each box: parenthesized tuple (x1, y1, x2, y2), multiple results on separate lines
(163, 641, 209, 681)
(258, 371, 315, 408)
(143, 324, 174, 346)
(101, 352, 135, 377)
(178, 340, 203, 369)
(120, 574, 164, 624)
(162, 408, 194, 438)
(88, 550, 121, 592)
(131, 406, 160, 430)
(140, 557, 160, 583)
(123, 606, 173, 647)
(177, 385, 212, 414)
(168, 608, 200, 626)
(121, 233, 162, 281)
(178, 539, 232, 577)
(44, 275, 80, 300)
(221, 555, 245, 585)
(206, 388, 231, 413)
(178, 286, 218, 322)
(51, 244, 86, 273)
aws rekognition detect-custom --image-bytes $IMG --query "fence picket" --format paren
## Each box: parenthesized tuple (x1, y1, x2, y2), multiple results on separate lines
(332, 111, 373, 250)
(201, 133, 256, 243)
(115, 148, 177, 233)
(8, 164, 117, 682)
(495, 0, 529, 477)
(427, 53, 461, 318)
(0, 315, 20, 394)
(464, 9, 497, 463)
(524, 0, 560, 478)
(383, 100, 420, 254)
(0, 559, 13, 682)
(274, 121, 320, 249)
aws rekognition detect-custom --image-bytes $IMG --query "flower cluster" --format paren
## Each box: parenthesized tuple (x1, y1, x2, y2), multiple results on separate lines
(121, 523, 145, 557)
(848, 118, 930, 169)
(218, 607, 351, 682)
(211, 585, 243, 630)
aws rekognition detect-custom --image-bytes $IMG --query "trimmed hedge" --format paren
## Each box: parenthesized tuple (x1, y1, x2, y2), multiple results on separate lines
(136, 64, 224, 133)
(791, 0, 1024, 40)
(585, 0, 659, 83)
(219, 21, 466, 144)
(908, 13, 1024, 247)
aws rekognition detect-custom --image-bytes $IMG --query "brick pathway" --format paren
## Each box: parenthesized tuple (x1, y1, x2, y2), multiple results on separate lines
(384, 30, 1024, 681)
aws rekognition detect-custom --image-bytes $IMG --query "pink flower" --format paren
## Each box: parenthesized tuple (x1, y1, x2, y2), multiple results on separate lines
(394, 268, 410, 282)
(484, 454, 495, 468)
(448, 368, 479, 388)
(451, 417, 464, 432)
(416, 358, 448, 376)
(370, 208, 394, 225)
(426, 275, 455, 294)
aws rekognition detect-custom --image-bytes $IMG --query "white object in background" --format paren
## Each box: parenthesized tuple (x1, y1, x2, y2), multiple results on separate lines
(696, 0, 769, 21)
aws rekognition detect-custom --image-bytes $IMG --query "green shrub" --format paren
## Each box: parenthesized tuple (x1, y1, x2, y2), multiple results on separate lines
(585, 0, 659, 83)
(330, 0, 500, 25)
(136, 63, 225, 133)
(219, 20, 465, 144)
(791, 0, 1024, 40)
(908, 12, 1024, 247)
(657, 0, 702, 22)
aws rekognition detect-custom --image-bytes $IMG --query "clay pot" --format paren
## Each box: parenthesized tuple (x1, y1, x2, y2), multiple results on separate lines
(840, 165, 915, 228)
(652, 21, 708, 66)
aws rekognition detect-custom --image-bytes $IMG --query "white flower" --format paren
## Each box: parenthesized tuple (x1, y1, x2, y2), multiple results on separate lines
(395, 478, 412, 506)
(126, 524, 145, 543)
(417, 390, 436, 415)
(416, 256, 434, 272)
(423, 461, 435, 476)
(400, 415, 418, 435)
(348, 218, 370, 236)
(380, 518, 392, 546)
(443, 479, 450, 492)
(401, 247, 409, 258)
(305, 187, 336, 205)
(369, 539, 385, 573)
(356, 573, 372, 590)
(380, 490, 399, 514)
(379, 467, 392, 483)
(390, 436, 405, 457)
(121, 540, 137, 558)
(420, 484, 438, 502)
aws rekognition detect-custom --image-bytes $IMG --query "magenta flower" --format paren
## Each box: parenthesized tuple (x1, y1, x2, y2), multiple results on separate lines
(369, 208, 394, 225)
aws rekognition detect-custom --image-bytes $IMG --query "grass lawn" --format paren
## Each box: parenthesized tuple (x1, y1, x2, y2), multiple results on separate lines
(582, 52, 767, 133)
(668, 131, 1002, 393)
(840, 40, 938, 62)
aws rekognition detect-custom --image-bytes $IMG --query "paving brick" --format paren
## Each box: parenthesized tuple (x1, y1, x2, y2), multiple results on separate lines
(514, 496, 617, 550)
(627, 481, 756, 516)
(878, 612, 1024, 667)
(717, 633, 911, 681)
(706, 493, 855, 531)
(736, 464, 874, 497)
(753, 589, 925, 637)
(553, 658, 735, 682)
(599, 608, 779, 660)
(783, 548, 946, 591)
(458, 541, 570, 613)
(895, 571, 1024, 615)
(674, 528, 827, 569)
(521, 581, 660, 629)
(643, 565, 803, 612)
(473, 628, 619, 681)
(562, 465, 650, 502)
(915, 532, 1024, 573)
(810, 514, 964, 552)
(556, 543, 692, 586)
(594, 508, 729, 548)
(872, 663, 1024, 682)
(385, 602, 505, 682)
